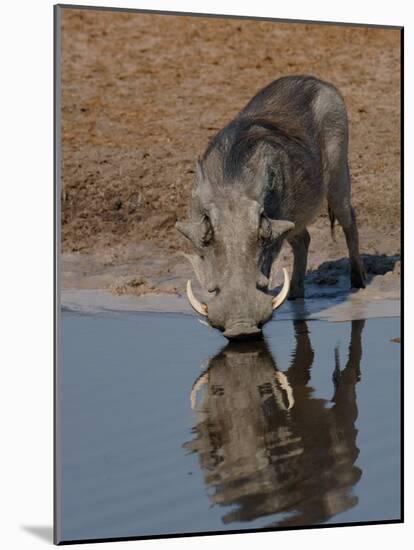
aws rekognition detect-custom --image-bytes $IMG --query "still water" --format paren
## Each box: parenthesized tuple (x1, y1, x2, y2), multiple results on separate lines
(57, 310, 401, 542)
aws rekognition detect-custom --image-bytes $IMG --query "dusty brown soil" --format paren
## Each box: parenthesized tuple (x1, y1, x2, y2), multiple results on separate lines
(60, 8, 401, 296)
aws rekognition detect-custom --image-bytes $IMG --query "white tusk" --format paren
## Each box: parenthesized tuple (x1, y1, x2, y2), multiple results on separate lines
(273, 371, 295, 410)
(272, 268, 290, 310)
(186, 280, 208, 316)
(190, 372, 210, 410)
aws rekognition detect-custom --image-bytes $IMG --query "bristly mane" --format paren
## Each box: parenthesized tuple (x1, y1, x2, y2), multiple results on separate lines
(202, 115, 309, 181)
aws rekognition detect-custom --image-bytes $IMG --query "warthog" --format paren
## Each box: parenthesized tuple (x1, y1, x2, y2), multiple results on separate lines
(184, 320, 364, 526)
(176, 75, 365, 339)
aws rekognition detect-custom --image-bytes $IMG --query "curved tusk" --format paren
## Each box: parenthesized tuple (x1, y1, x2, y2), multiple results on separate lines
(272, 268, 290, 310)
(186, 280, 208, 316)
(190, 372, 210, 410)
(273, 371, 295, 410)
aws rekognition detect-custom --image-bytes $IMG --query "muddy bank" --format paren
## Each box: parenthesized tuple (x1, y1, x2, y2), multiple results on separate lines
(61, 216, 400, 320)
(60, 14, 400, 255)
(61, 248, 400, 323)
(59, 9, 401, 307)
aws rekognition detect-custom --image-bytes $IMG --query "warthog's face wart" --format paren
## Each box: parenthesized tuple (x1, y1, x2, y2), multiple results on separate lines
(176, 172, 294, 339)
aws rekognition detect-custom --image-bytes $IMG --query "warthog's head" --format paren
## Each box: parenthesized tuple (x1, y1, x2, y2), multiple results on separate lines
(176, 162, 294, 340)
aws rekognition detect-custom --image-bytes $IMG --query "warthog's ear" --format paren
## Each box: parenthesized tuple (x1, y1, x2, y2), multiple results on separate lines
(269, 219, 295, 239)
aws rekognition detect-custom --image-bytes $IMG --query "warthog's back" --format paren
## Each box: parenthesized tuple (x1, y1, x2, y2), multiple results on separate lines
(200, 75, 349, 226)
(241, 75, 348, 150)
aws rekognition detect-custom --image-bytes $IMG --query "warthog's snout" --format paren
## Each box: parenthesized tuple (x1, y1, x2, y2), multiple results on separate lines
(223, 322, 262, 340)
(186, 269, 291, 341)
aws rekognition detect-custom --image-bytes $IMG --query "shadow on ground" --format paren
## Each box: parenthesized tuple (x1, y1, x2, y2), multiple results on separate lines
(274, 253, 400, 322)
(304, 253, 400, 299)
(22, 525, 53, 543)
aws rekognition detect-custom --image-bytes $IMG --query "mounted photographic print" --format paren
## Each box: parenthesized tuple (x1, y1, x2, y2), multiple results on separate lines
(54, 4, 403, 545)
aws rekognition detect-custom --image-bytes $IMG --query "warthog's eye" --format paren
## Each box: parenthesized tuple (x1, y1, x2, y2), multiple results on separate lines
(201, 215, 214, 246)
(259, 214, 272, 242)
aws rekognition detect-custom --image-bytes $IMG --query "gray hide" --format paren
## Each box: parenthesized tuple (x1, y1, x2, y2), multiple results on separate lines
(184, 320, 364, 526)
(177, 75, 365, 339)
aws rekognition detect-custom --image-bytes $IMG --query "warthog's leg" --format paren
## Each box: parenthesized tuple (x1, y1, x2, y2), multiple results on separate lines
(287, 229, 310, 299)
(327, 162, 366, 289)
(341, 207, 366, 288)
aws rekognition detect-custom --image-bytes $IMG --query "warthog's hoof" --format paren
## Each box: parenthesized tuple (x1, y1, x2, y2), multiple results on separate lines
(351, 270, 366, 289)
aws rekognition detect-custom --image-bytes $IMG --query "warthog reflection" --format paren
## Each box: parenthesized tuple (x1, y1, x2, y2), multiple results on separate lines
(184, 320, 364, 527)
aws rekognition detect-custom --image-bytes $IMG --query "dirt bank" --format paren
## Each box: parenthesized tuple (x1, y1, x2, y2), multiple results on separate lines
(60, 8, 401, 297)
